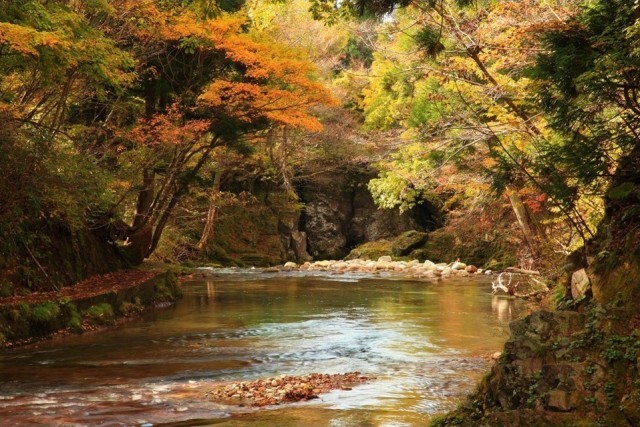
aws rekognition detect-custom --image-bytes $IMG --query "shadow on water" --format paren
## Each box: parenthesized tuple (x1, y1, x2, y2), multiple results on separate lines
(0, 272, 526, 426)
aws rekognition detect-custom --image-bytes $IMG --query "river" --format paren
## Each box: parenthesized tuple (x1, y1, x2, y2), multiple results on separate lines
(0, 270, 524, 426)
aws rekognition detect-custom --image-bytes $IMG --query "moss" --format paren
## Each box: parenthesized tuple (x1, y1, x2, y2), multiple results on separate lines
(345, 240, 392, 260)
(18, 302, 30, 316)
(84, 303, 115, 325)
(68, 311, 82, 330)
(30, 301, 60, 323)
(154, 271, 183, 302)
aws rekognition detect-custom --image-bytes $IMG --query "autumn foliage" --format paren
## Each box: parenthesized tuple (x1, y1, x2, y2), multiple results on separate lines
(0, 0, 336, 284)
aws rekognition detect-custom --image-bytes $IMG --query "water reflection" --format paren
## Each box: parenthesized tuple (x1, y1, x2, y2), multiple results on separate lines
(0, 273, 526, 426)
(491, 295, 515, 322)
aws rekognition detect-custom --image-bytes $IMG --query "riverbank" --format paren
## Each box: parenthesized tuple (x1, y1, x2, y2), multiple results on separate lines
(0, 269, 183, 348)
(269, 257, 490, 278)
(252, 257, 549, 300)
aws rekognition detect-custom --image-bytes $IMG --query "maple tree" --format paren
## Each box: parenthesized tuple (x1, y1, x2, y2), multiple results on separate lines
(109, 1, 336, 262)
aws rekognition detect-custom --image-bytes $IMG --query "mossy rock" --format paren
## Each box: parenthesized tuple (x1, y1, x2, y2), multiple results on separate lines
(154, 271, 183, 302)
(84, 303, 115, 325)
(345, 240, 392, 260)
(391, 231, 429, 257)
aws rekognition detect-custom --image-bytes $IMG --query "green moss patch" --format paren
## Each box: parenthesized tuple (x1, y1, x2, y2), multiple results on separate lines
(84, 303, 115, 325)
(345, 240, 392, 260)
(30, 301, 60, 323)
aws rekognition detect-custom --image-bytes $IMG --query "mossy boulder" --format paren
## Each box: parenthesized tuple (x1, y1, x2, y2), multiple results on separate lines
(345, 240, 392, 260)
(391, 231, 428, 257)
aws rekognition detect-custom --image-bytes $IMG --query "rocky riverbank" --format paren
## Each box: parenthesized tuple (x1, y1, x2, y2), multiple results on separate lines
(265, 257, 491, 279)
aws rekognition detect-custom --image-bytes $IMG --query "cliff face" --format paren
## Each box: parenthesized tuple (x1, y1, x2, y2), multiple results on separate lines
(201, 165, 442, 265)
(298, 167, 441, 260)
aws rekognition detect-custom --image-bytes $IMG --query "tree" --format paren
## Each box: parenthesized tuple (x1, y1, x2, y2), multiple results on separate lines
(102, 1, 335, 263)
(533, 0, 640, 268)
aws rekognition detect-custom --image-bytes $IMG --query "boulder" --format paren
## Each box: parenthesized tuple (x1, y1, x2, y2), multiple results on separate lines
(451, 261, 467, 270)
(378, 255, 392, 263)
(283, 262, 298, 269)
(465, 265, 478, 273)
(391, 231, 429, 257)
(571, 268, 591, 299)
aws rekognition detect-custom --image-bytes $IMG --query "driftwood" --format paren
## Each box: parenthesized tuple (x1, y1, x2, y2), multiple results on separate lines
(492, 272, 516, 295)
(493, 271, 550, 300)
(505, 267, 541, 276)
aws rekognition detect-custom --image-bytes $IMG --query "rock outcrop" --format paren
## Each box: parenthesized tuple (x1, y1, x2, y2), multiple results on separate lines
(391, 230, 429, 256)
(434, 153, 640, 427)
(434, 304, 640, 426)
(298, 167, 441, 259)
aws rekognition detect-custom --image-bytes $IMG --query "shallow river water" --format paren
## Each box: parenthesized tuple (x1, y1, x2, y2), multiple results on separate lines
(0, 270, 525, 426)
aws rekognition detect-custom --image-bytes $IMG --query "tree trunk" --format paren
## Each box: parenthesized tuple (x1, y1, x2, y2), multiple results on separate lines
(196, 170, 223, 251)
(133, 168, 155, 229)
(146, 144, 218, 257)
(507, 187, 539, 258)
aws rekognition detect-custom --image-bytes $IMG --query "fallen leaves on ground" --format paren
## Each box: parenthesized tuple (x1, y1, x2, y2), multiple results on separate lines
(206, 372, 371, 407)
(0, 270, 159, 306)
